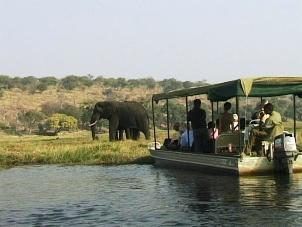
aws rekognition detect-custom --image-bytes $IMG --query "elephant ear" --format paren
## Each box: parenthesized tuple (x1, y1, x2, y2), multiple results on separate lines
(103, 102, 117, 118)
(95, 102, 103, 112)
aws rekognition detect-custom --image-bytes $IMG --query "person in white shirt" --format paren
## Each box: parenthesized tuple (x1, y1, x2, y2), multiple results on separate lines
(180, 123, 194, 150)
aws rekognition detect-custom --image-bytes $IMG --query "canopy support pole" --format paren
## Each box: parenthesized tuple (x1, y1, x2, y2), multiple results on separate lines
(185, 96, 190, 150)
(293, 95, 296, 140)
(236, 96, 242, 153)
(211, 101, 214, 139)
(166, 99, 170, 139)
(236, 96, 239, 128)
(152, 98, 157, 149)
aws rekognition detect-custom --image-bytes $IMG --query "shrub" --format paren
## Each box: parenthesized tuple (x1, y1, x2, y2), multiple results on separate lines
(46, 113, 78, 131)
(18, 110, 46, 133)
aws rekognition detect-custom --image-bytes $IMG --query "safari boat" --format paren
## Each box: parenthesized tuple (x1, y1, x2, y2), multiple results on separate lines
(149, 77, 302, 175)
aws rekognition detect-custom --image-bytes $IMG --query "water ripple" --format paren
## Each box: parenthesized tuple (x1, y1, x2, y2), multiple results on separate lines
(1, 165, 302, 226)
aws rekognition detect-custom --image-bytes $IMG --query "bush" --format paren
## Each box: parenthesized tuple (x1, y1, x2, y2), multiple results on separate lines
(60, 75, 93, 90)
(18, 110, 46, 133)
(60, 76, 79, 90)
(39, 77, 58, 87)
(159, 78, 183, 92)
(46, 113, 78, 131)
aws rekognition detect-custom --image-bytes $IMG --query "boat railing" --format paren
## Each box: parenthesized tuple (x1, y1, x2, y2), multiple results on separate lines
(215, 132, 244, 154)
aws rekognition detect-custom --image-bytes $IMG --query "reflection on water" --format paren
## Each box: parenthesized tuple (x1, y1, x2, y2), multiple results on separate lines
(0, 165, 302, 226)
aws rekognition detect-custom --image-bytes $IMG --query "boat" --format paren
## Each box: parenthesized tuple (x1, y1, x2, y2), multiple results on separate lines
(149, 77, 302, 175)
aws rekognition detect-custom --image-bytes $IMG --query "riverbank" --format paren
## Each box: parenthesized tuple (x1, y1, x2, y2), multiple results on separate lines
(0, 130, 154, 168)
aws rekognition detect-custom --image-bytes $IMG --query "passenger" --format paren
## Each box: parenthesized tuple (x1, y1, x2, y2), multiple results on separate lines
(207, 121, 218, 153)
(173, 122, 182, 140)
(180, 123, 194, 150)
(233, 114, 239, 131)
(169, 122, 182, 148)
(208, 121, 218, 139)
(219, 102, 234, 133)
(245, 103, 284, 156)
(187, 99, 208, 152)
(252, 99, 269, 123)
(179, 122, 187, 136)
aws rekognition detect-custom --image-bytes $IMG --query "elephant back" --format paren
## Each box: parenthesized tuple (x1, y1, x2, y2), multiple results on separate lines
(115, 102, 137, 129)
(125, 101, 149, 128)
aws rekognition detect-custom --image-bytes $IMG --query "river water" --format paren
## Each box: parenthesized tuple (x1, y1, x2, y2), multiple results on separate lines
(1, 165, 302, 226)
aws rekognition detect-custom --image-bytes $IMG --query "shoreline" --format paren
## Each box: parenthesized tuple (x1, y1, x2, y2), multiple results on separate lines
(0, 130, 153, 168)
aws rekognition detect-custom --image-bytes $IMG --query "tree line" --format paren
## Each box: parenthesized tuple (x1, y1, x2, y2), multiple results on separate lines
(0, 75, 208, 93)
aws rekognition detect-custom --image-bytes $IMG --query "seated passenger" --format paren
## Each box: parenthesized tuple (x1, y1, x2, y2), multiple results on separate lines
(233, 114, 239, 131)
(180, 123, 194, 150)
(252, 99, 269, 123)
(207, 121, 218, 153)
(245, 103, 284, 156)
(208, 121, 218, 139)
(219, 102, 234, 133)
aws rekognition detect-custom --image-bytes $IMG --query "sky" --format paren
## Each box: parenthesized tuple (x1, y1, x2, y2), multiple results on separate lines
(0, 0, 301, 84)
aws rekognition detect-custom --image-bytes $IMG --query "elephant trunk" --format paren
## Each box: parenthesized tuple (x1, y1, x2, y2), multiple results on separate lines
(90, 112, 100, 140)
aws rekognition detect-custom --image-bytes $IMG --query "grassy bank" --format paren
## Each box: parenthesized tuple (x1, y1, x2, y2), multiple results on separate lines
(0, 130, 154, 168)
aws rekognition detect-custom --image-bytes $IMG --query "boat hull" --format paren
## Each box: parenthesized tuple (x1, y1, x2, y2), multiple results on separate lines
(149, 149, 302, 175)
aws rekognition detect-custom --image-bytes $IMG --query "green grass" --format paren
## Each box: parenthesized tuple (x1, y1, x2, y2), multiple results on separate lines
(0, 130, 154, 168)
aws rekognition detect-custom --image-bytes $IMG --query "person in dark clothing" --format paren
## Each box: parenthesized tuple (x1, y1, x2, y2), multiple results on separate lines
(187, 99, 208, 152)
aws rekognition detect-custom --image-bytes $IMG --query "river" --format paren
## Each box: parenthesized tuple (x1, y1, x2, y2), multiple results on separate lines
(0, 165, 302, 226)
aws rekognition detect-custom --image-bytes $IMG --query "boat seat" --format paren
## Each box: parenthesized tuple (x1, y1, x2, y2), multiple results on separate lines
(148, 141, 161, 150)
(215, 132, 244, 153)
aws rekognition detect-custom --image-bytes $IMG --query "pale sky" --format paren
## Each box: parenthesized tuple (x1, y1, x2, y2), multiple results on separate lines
(0, 0, 301, 83)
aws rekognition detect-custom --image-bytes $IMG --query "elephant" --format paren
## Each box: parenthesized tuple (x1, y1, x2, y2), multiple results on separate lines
(89, 101, 150, 141)
(115, 128, 140, 140)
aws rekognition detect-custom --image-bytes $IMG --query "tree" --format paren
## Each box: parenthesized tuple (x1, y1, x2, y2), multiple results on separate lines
(46, 113, 78, 131)
(79, 104, 94, 128)
(183, 81, 195, 88)
(18, 110, 46, 133)
(0, 75, 14, 89)
(159, 78, 183, 92)
(60, 75, 79, 90)
(36, 82, 48, 92)
(39, 77, 58, 87)
(141, 77, 156, 89)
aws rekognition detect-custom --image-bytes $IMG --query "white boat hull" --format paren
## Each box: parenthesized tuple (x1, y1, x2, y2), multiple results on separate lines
(149, 149, 302, 175)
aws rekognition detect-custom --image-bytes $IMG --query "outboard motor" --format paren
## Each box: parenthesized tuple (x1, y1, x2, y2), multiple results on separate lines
(273, 132, 297, 174)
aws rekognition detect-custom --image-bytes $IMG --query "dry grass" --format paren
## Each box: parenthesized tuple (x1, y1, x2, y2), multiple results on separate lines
(0, 85, 161, 123)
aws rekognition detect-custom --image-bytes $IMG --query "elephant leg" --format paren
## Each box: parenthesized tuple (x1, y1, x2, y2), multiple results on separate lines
(129, 128, 135, 140)
(130, 128, 140, 140)
(109, 117, 119, 141)
(119, 130, 124, 140)
(91, 125, 97, 140)
(135, 129, 140, 140)
(125, 128, 130, 139)
(143, 129, 150, 140)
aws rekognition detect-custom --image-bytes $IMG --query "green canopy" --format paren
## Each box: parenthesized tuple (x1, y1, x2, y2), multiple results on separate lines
(152, 77, 302, 102)
(208, 77, 302, 101)
(152, 85, 210, 101)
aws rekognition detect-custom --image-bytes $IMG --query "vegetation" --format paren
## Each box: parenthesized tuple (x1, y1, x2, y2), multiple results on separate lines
(0, 74, 302, 168)
(0, 131, 155, 168)
(46, 113, 78, 131)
